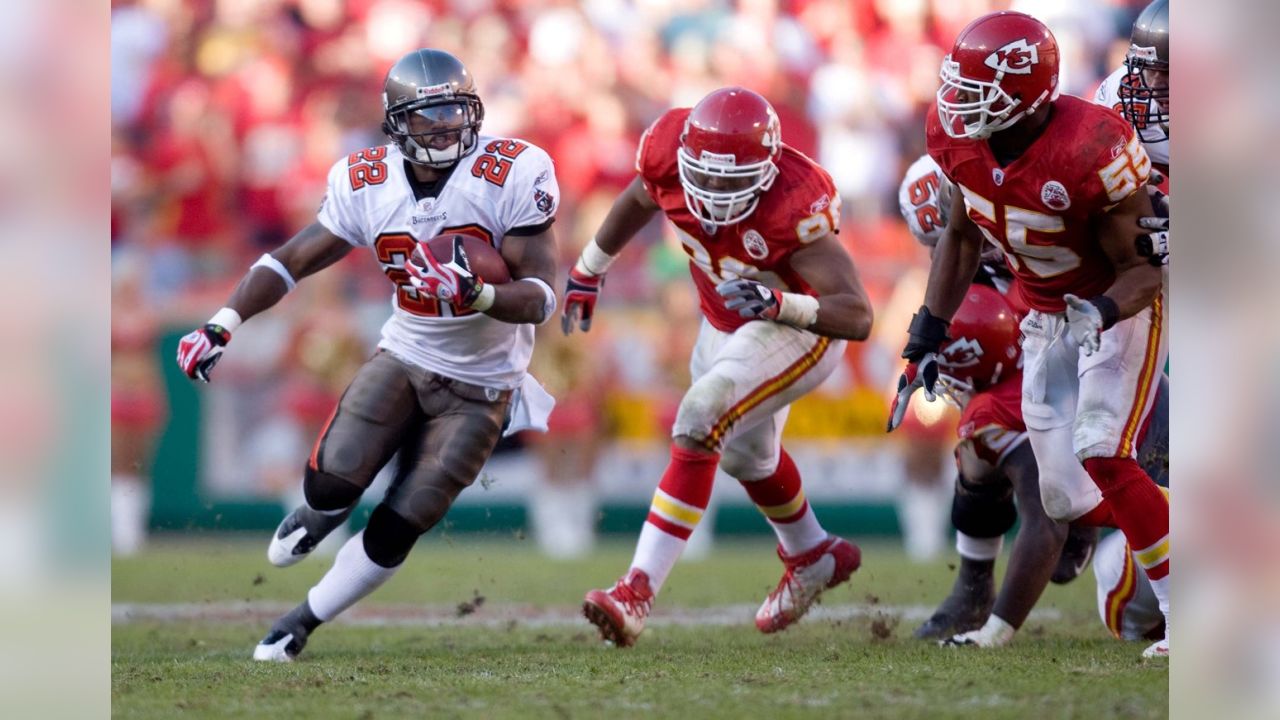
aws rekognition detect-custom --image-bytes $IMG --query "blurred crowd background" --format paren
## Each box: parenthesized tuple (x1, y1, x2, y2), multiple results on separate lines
(109, 0, 1155, 560)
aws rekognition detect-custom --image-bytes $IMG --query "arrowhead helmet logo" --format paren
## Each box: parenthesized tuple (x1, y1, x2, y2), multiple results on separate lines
(942, 337, 985, 368)
(984, 38, 1040, 76)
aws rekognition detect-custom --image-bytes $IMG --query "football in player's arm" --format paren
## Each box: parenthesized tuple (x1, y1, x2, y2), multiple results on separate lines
(177, 48, 563, 663)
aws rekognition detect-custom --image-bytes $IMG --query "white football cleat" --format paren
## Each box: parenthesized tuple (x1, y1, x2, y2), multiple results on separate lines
(267, 505, 351, 568)
(583, 568, 654, 648)
(756, 535, 861, 633)
(1142, 637, 1169, 658)
(253, 631, 302, 662)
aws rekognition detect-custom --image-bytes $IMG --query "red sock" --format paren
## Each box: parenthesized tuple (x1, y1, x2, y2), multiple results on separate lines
(738, 448, 830, 555)
(1072, 498, 1116, 528)
(645, 444, 719, 540)
(738, 449, 808, 523)
(1083, 457, 1170, 581)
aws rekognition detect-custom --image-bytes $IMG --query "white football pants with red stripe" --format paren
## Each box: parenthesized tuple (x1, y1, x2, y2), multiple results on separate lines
(672, 319, 845, 479)
(1019, 285, 1169, 522)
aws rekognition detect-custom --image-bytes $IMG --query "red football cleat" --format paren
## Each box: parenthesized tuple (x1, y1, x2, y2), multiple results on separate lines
(756, 536, 861, 633)
(583, 568, 654, 648)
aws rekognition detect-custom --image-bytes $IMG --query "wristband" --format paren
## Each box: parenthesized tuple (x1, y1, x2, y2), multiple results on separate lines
(208, 307, 243, 333)
(1087, 295, 1120, 330)
(470, 282, 496, 312)
(518, 276, 557, 320)
(577, 237, 617, 276)
(252, 253, 297, 291)
(775, 292, 820, 328)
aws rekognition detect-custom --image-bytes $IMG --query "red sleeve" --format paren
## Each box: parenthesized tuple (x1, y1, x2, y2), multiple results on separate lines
(923, 109, 955, 183)
(1077, 109, 1152, 212)
(635, 108, 688, 200)
(772, 154, 841, 247)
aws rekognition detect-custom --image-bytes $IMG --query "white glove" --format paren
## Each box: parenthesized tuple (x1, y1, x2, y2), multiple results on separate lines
(1063, 294, 1105, 357)
(941, 615, 1016, 648)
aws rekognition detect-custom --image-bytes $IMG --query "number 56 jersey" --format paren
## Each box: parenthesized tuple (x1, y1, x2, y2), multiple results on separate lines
(317, 138, 559, 389)
(926, 95, 1151, 313)
(637, 108, 842, 333)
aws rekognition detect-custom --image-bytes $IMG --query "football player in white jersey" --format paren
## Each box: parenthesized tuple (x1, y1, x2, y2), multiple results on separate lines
(1094, 0, 1169, 172)
(1094, 0, 1169, 266)
(175, 49, 561, 662)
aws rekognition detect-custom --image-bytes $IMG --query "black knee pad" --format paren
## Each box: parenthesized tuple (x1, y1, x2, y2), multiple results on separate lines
(362, 503, 423, 568)
(951, 475, 1017, 539)
(303, 465, 365, 512)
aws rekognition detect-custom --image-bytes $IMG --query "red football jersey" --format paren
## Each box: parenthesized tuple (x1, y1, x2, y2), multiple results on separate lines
(927, 95, 1152, 313)
(957, 370, 1027, 467)
(637, 108, 841, 332)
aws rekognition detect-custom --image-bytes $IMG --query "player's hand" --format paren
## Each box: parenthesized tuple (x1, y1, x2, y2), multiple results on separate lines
(561, 266, 603, 335)
(1063, 294, 1105, 356)
(176, 324, 232, 383)
(1136, 184, 1169, 266)
(716, 278, 781, 321)
(887, 306, 950, 433)
(405, 236, 484, 309)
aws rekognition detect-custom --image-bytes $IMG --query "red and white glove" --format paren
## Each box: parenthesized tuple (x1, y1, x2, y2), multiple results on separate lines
(887, 306, 950, 432)
(405, 237, 485, 310)
(561, 265, 603, 334)
(176, 324, 232, 383)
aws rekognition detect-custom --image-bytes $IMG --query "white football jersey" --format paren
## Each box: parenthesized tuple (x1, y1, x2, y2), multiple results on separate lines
(318, 137, 559, 389)
(1093, 530, 1163, 641)
(898, 154, 952, 247)
(1093, 67, 1170, 168)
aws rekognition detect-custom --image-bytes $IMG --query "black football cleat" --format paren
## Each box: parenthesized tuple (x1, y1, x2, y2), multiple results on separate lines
(913, 559, 995, 640)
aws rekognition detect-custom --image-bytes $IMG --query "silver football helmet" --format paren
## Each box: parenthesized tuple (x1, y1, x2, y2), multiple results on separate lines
(381, 49, 484, 168)
(1122, 0, 1169, 138)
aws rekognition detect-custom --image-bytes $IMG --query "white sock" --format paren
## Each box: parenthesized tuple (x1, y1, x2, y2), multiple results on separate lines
(770, 504, 829, 556)
(306, 530, 399, 622)
(956, 532, 1003, 561)
(111, 474, 150, 557)
(1149, 574, 1170, 616)
(630, 522, 688, 594)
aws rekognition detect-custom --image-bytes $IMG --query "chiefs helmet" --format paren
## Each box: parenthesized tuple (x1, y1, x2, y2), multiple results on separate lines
(677, 87, 782, 227)
(381, 49, 484, 169)
(937, 285, 1022, 405)
(937, 12, 1060, 140)
(1122, 0, 1169, 139)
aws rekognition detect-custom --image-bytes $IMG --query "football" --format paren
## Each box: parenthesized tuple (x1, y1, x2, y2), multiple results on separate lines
(425, 233, 511, 283)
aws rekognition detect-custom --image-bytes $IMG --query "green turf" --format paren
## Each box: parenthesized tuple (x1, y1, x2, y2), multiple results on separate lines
(112, 536, 1168, 719)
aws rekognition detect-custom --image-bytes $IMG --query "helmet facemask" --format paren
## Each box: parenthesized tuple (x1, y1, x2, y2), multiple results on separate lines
(384, 95, 483, 169)
(937, 55, 1052, 140)
(676, 146, 778, 227)
(1122, 46, 1169, 141)
(936, 373, 975, 409)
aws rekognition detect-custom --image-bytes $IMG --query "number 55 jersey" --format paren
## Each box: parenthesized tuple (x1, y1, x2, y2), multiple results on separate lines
(317, 138, 559, 389)
(925, 95, 1151, 313)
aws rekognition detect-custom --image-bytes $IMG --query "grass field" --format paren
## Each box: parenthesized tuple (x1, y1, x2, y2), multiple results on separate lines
(112, 534, 1168, 719)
